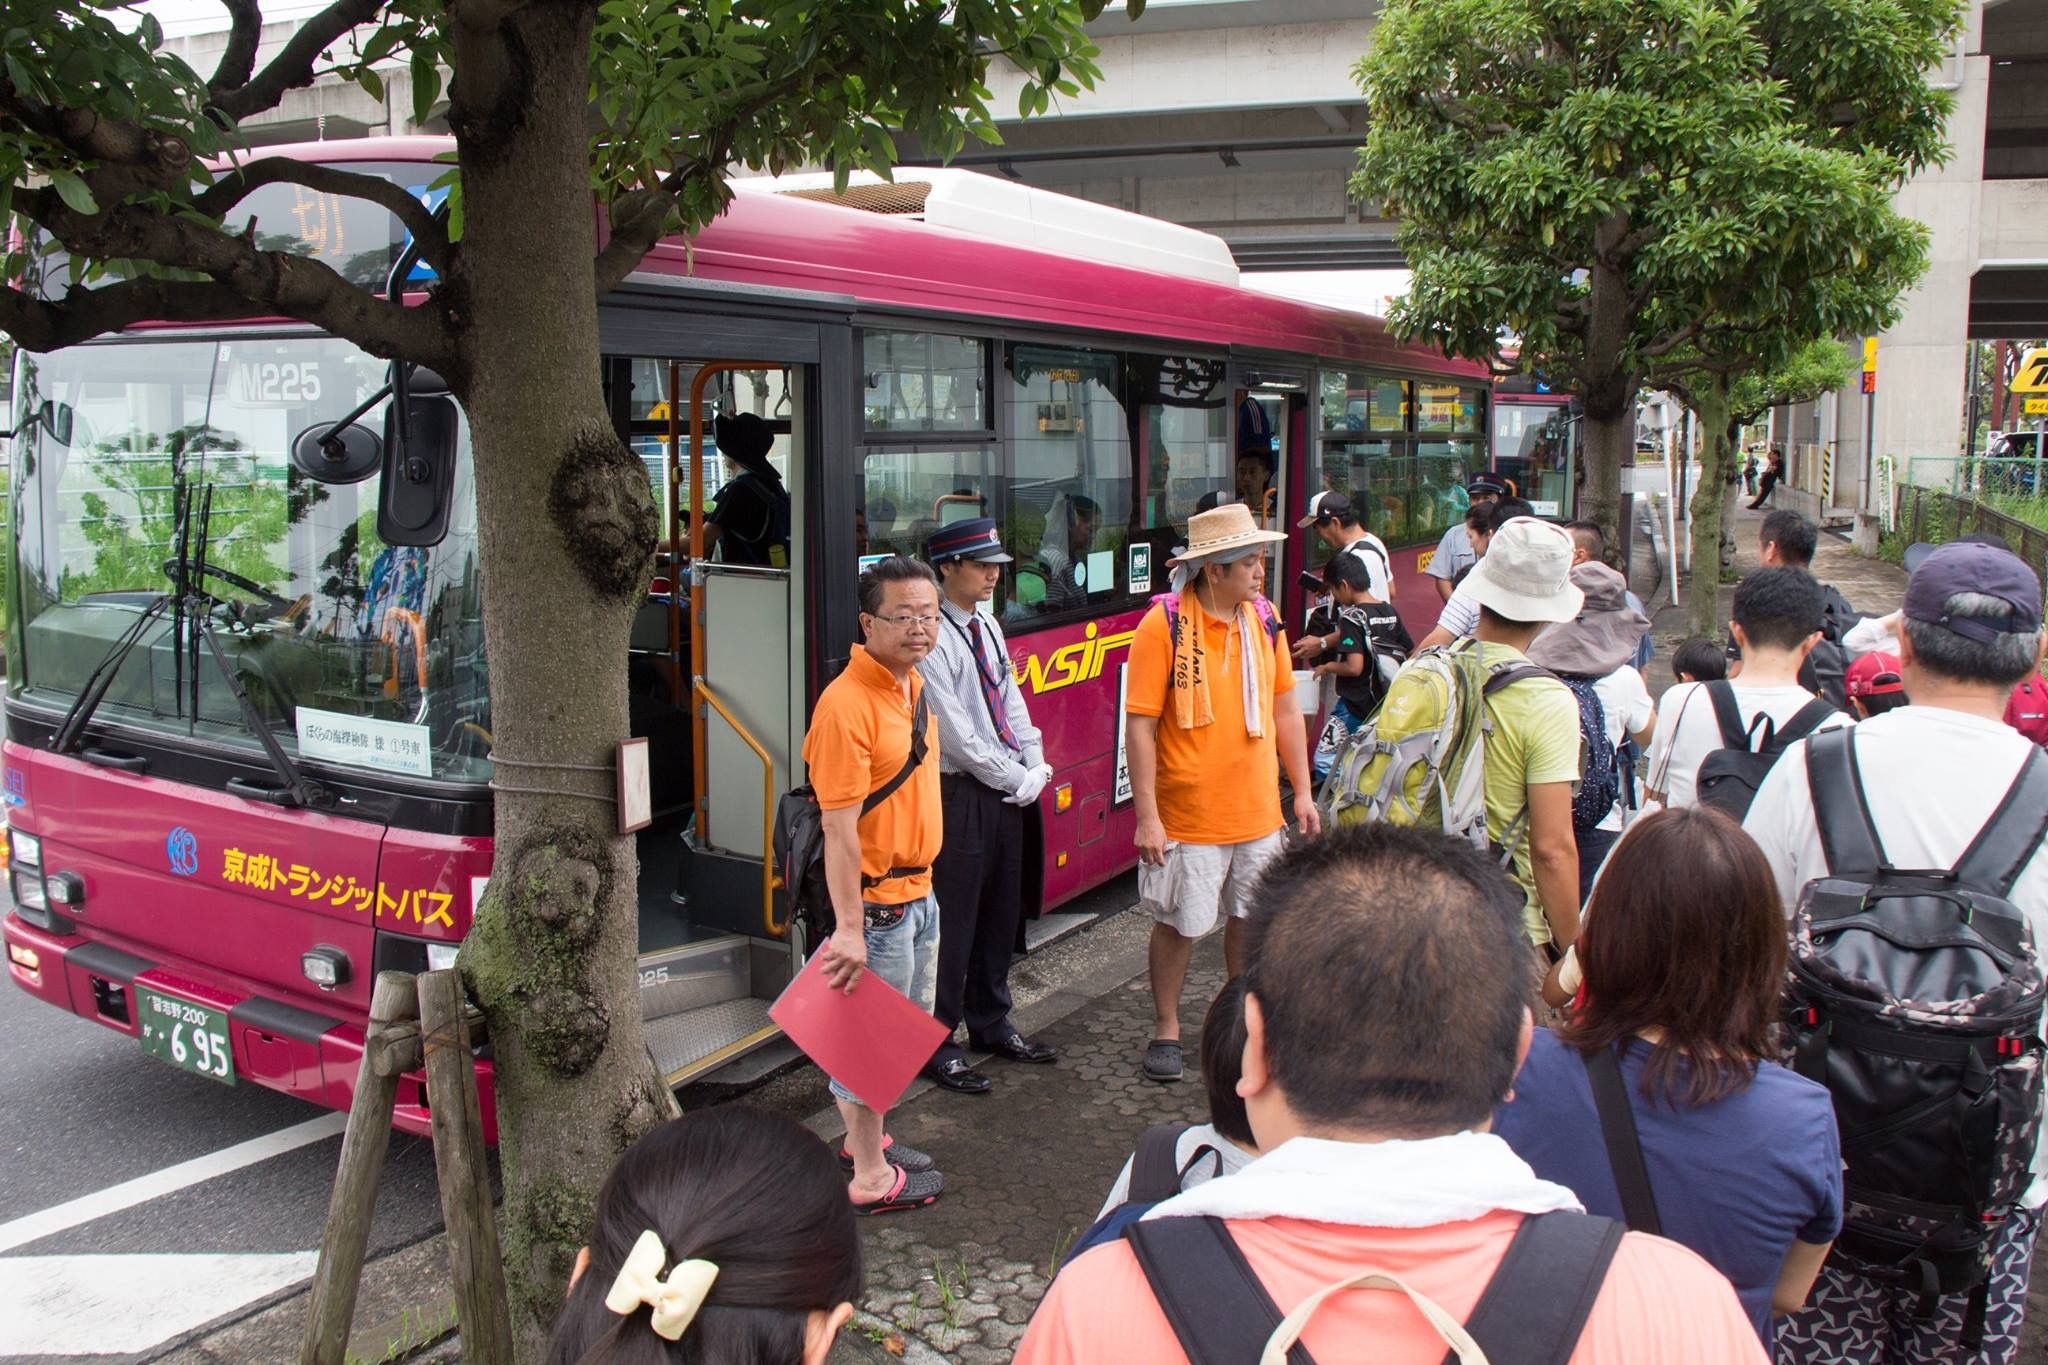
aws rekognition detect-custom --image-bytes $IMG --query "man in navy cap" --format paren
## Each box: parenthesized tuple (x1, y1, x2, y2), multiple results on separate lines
(918, 517, 1059, 1093)
(1426, 472, 1511, 604)
(1747, 539, 2048, 1365)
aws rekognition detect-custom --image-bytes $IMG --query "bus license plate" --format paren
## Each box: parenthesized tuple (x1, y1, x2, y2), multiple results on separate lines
(135, 986, 237, 1085)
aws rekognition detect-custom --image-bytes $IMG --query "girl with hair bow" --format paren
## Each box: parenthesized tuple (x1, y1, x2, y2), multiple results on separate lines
(545, 1108, 860, 1365)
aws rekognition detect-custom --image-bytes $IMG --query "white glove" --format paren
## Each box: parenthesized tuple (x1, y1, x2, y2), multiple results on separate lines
(1007, 764, 1052, 806)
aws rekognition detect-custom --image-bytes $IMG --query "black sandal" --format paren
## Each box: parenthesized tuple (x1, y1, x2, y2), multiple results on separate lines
(850, 1164, 944, 1215)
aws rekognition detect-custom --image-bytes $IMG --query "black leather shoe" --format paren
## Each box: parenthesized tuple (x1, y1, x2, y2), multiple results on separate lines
(923, 1058, 993, 1093)
(977, 1032, 1058, 1065)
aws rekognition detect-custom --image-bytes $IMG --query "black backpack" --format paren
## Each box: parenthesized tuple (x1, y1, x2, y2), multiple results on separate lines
(1060, 1124, 1219, 1267)
(1557, 676, 1620, 835)
(1801, 588, 1861, 713)
(771, 691, 928, 949)
(1785, 729, 2048, 1343)
(1125, 1209, 1622, 1365)
(1694, 680, 1836, 820)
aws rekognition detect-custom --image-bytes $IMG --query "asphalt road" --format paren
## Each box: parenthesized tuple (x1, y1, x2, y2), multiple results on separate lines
(0, 891, 447, 1364)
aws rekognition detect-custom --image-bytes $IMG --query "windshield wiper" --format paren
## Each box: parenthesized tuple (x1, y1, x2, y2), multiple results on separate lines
(180, 483, 331, 811)
(50, 595, 172, 755)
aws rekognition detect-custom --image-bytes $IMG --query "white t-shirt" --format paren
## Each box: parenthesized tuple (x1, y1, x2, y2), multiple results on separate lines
(1743, 706, 2048, 1207)
(1094, 1123, 1259, 1220)
(1643, 680, 1851, 810)
(1589, 665, 1655, 832)
(1338, 532, 1394, 602)
(1436, 582, 1480, 639)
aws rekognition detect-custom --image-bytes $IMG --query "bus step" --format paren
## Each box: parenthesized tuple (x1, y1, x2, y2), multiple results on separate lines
(637, 935, 752, 1021)
(1024, 910, 1099, 954)
(650, 995, 778, 1088)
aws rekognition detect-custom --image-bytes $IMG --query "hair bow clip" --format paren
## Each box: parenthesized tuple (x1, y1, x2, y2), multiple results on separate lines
(603, 1229, 720, 1341)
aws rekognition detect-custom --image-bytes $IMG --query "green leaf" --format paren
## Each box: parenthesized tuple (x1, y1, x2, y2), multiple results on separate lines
(50, 171, 98, 216)
(1126, 0, 1146, 17)
(357, 67, 385, 103)
(411, 53, 442, 128)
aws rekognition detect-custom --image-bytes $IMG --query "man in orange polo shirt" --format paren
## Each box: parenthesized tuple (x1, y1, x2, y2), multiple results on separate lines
(1019, 825, 1764, 1365)
(804, 555, 946, 1215)
(1126, 503, 1319, 1084)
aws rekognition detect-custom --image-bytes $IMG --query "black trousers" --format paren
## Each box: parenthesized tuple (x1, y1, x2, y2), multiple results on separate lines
(930, 773, 1025, 1064)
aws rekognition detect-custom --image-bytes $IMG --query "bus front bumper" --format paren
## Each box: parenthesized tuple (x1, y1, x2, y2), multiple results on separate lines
(3, 911, 495, 1142)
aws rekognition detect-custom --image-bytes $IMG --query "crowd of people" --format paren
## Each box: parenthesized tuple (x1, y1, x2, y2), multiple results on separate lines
(543, 497, 2048, 1365)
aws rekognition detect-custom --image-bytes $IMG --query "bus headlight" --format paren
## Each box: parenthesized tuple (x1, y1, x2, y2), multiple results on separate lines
(12, 870, 47, 913)
(301, 946, 351, 990)
(9, 830, 41, 869)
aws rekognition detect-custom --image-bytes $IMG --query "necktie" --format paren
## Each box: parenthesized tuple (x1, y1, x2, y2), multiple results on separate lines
(968, 617, 1022, 752)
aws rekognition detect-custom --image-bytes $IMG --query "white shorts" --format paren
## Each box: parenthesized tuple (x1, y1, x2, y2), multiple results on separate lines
(1139, 830, 1288, 938)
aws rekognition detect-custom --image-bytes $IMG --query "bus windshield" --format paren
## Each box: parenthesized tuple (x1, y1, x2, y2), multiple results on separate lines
(8, 334, 491, 784)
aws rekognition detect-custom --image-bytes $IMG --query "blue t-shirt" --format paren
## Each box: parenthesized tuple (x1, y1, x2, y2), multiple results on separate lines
(1494, 1030, 1842, 1345)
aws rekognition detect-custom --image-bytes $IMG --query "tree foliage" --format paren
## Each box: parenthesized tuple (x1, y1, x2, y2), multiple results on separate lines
(0, 0, 1114, 352)
(1351, 0, 1960, 556)
(0, 1, 1130, 1355)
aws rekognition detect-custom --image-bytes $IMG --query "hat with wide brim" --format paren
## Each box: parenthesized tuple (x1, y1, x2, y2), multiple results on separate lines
(1527, 561, 1648, 675)
(1460, 517, 1584, 625)
(1168, 503, 1286, 567)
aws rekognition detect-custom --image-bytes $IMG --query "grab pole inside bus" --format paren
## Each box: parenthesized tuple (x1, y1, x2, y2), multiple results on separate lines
(683, 359, 787, 936)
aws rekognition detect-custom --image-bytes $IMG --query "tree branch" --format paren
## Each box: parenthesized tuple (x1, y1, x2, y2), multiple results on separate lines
(197, 157, 451, 271)
(15, 186, 455, 368)
(0, 276, 282, 351)
(212, 0, 385, 123)
(210, 0, 265, 97)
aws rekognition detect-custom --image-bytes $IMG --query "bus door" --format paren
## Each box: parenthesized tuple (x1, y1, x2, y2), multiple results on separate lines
(1235, 366, 1309, 616)
(607, 356, 805, 1086)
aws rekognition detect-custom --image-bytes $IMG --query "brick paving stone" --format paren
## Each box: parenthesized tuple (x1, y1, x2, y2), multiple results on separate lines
(841, 934, 1228, 1357)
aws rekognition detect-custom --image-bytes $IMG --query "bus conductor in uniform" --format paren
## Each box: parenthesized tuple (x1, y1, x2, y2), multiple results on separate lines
(919, 517, 1060, 1092)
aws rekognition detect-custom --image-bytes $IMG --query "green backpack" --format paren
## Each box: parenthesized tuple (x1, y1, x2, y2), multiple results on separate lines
(1320, 638, 1554, 861)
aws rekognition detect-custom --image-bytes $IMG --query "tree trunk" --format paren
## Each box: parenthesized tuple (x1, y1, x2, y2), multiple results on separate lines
(1685, 375, 1735, 639)
(443, 5, 676, 1358)
(1578, 211, 1635, 566)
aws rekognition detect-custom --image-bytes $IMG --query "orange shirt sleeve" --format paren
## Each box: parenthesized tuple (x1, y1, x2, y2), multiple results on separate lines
(1271, 628, 1293, 696)
(1124, 606, 1171, 719)
(802, 685, 874, 812)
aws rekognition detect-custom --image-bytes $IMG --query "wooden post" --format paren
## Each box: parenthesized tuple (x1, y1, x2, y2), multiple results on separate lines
(301, 972, 419, 1365)
(418, 968, 514, 1364)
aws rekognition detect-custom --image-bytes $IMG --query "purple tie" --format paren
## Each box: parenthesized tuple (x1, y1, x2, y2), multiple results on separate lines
(969, 617, 1022, 752)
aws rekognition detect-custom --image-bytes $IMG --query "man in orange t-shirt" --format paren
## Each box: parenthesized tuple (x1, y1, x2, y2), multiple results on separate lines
(1019, 825, 1765, 1365)
(1126, 503, 1318, 1084)
(802, 555, 946, 1215)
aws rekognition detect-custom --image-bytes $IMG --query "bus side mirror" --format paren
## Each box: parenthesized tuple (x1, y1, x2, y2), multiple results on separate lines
(38, 401, 73, 446)
(377, 394, 459, 546)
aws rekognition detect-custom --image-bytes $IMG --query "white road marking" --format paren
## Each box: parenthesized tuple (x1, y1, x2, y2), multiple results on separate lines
(0, 1251, 320, 1354)
(0, 1111, 345, 1254)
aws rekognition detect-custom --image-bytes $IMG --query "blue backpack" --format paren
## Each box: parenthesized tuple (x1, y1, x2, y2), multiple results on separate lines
(1063, 1125, 1217, 1268)
(1556, 675, 1619, 834)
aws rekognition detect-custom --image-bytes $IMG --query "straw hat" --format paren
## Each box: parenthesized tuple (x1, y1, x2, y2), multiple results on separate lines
(1169, 503, 1286, 566)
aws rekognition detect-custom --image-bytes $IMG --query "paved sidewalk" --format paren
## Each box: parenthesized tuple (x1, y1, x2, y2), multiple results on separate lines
(829, 935, 1230, 1363)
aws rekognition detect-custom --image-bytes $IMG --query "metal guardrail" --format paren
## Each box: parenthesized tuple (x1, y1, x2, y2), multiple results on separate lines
(1894, 484, 2048, 571)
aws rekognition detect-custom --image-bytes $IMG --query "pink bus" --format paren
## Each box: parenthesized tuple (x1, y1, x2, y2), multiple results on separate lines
(2, 139, 1488, 1130)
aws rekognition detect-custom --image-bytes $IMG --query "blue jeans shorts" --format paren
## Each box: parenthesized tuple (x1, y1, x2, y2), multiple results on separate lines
(828, 892, 941, 1106)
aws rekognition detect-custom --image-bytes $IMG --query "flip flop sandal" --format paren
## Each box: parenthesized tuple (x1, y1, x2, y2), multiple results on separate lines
(1143, 1039, 1184, 1083)
(838, 1135, 935, 1174)
(850, 1164, 944, 1215)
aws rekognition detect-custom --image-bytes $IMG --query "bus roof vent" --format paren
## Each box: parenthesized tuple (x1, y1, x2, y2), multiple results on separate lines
(779, 180, 933, 216)
(731, 167, 1240, 287)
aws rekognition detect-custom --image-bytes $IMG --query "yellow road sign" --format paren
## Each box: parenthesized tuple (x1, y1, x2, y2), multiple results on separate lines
(1863, 337, 1879, 373)
(2025, 397, 2048, 415)
(2014, 347, 2048, 394)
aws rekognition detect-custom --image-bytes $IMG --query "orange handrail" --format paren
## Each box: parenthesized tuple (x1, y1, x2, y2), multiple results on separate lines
(696, 680, 785, 937)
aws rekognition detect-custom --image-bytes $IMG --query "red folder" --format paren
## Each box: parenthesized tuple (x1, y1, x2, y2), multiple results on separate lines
(769, 949, 948, 1112)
